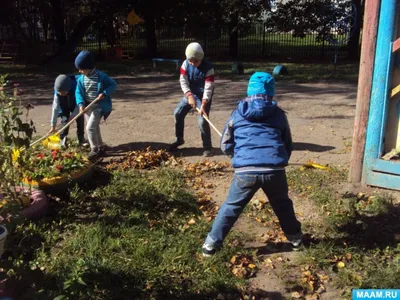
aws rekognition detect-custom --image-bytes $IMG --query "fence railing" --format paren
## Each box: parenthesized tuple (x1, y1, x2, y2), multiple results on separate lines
(76, 23, 351, 61)
(0, 23, 352, 62)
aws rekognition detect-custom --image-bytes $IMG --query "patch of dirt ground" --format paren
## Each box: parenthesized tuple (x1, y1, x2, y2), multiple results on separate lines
(27, 74, 356, 168)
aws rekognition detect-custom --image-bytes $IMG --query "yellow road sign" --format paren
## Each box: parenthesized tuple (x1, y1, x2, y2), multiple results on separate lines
(127, 10, 144, 25)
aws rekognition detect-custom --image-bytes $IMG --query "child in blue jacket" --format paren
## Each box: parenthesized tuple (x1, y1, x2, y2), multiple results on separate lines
(202, 72, 302, 257)
(169, 42, 215, 157)
(49, 74, 86, 147)
(74, 51, 117, 160)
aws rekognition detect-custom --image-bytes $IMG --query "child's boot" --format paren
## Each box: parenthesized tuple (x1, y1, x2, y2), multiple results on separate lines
(169, 138, 185, 151)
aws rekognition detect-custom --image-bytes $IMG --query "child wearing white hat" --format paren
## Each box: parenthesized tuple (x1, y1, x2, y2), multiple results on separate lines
(169, 42, 215, 157)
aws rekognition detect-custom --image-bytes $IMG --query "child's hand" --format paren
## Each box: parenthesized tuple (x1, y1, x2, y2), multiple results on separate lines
(98, 93, 105, 100)
(79, 106, 85, 114)
(200, 99, 208, 117)
(188, 95, 196, 108)
(48, 126, 56, 134)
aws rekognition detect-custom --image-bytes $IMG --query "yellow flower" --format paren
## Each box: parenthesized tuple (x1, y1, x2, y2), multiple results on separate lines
(11, 149, 20, 162)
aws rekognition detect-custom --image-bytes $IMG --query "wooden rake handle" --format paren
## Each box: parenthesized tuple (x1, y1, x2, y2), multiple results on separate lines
(30, 97, 102, 148)
(195, 107, 222, 137)
(30, 133, 52, 147)
(55, 97, 102, 136)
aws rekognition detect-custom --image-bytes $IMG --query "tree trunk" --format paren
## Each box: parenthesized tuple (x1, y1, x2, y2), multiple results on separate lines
(50, 0, 66, 46)
(42, 17, 49, 43)
(47, 15, 95, 63)
(229, 20, 239, 59)
(143, 6, 157, 57)
(347, 0, 362, 59)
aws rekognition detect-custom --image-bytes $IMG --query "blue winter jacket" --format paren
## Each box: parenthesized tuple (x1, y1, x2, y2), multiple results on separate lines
(75, 70, 117, 117)
(220, 94, 292, 169)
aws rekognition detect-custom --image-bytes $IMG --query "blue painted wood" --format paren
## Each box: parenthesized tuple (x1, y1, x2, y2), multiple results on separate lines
(152, 58, 182, 70)
(372, 159, 400, 175)
(273, 65, 288, 76)
(152, 58, 181, 63)
(363, 0, 397, 186)
(378, 44, 395, 156)
(366, 170, 400, 191)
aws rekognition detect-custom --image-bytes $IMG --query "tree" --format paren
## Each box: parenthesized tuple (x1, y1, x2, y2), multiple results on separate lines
(347, 0, 362, 59)
(217, 0, 265, 59)
(264, 0, 363, 59)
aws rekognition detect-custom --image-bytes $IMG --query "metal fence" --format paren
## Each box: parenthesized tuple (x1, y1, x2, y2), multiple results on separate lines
(0, 23, 352, 62)
(76, 23, 351, 61)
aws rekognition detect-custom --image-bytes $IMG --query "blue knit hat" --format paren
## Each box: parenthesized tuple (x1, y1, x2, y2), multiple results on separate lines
(247, 72, 275, 97)
(75, 51, 95, 69)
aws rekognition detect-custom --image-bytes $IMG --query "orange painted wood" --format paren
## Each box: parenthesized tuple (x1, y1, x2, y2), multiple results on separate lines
(349, 0, 381, 184)
(393, 38, 400, 52)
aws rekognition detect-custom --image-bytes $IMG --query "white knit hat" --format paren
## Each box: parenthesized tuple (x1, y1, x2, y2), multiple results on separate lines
(185, 42, 204, 60)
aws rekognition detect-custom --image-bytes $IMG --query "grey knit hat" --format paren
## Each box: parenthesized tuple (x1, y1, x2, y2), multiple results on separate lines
(54, 75, 72, 92)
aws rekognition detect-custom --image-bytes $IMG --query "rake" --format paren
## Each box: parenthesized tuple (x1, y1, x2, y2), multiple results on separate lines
(36, 97, 102, 149)
(195, 107, 222, 137)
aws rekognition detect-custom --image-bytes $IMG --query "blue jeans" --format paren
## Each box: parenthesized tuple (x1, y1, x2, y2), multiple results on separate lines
(205, 171, 301, 247)
(173, 96, 212, 149)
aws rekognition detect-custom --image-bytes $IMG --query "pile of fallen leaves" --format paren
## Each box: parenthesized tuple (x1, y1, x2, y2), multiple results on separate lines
(228, 254, 258, 279)
(184, 160, 231, 176)
(106, 147, 180, 171)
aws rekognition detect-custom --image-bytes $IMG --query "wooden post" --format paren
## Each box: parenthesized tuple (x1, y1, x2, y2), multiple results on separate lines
(348, 0, 381, 184)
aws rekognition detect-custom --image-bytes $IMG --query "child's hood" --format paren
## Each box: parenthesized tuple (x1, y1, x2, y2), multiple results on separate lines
(237, 97, 277, 121)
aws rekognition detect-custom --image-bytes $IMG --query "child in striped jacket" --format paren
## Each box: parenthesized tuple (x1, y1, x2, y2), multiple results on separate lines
(74, 51, 117, 160)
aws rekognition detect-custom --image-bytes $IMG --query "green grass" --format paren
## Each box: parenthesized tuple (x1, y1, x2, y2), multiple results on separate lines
(0, 59, 359, 83)
(2, 168, 250, 299)
(286, 168, 400, 298)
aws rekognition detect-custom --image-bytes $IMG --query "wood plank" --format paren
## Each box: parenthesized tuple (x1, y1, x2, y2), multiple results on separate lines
(349, 0, 381, 184)
(393, 38, 400, 52)
(367, 171, 400, 191)
(372, 159, 400, 175)
(391, 84, 400, 97)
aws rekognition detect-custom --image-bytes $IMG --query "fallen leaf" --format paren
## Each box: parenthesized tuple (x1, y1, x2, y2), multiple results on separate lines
(265, 258, 273, 264)
(316, 285, 326, 294)
(188, 218, 196, 225)
(337, 261, 345, 268)
(305, 294, 319, 300)
(291, 291, 302, 299)
(248, 264, 256, 269)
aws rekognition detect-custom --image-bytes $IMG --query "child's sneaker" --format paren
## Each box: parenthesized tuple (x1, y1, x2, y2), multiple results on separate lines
(286, 232, 303, 251)
(78, 139, 89, 148)
(98, 146, 107, 156)
(87, 150, 99, 161)
(203, 149, 213, 157)
(169, 139, 185, 151)
(60, 137, 68, 149)
(289, 239, 303, 251)
(202, 243, 217, 257)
